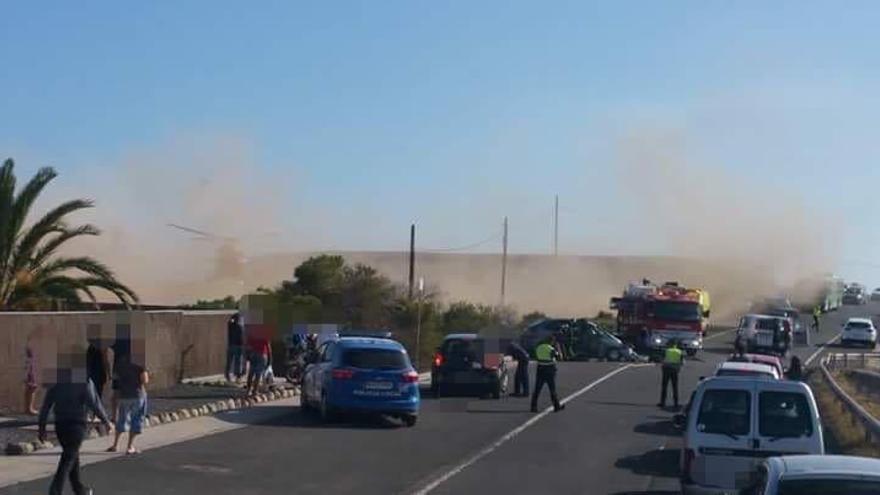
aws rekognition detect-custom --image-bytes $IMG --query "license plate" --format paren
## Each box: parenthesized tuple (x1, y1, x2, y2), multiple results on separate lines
(363, 381, 393, 390)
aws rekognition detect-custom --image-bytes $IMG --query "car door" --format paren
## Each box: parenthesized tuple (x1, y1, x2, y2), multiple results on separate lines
(689, 381, 758, 490)
(305, 342, 329, 402)
(754, 381, 823, 457)
(314, 341, 336, 399)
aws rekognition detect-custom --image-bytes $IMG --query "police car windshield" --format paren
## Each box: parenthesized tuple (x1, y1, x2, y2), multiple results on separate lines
(648, 302, 701, 322)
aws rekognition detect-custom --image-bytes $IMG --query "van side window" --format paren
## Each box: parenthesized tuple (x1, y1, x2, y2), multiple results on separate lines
(759, 392, 813, 438)
(696, 389, 751, 436)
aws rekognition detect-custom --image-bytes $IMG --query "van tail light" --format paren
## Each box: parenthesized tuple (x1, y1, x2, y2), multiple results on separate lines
(331, 368, 355, 380)
(681, 448, 695, 484)
(433, 353, 443, 367)
(402, 370, 419, 383)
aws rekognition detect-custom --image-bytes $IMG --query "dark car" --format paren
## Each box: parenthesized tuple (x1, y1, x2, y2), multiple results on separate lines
(520, 318, 573, 355)
(568, 326, 636, 362)
(430, 334, 509, 399)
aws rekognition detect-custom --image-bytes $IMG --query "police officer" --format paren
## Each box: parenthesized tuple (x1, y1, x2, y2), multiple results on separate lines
(658, 340, 683, 409)
(812, 306, 821, 333)
(506, 341, 530, 397)
(531, 335, 564, 413)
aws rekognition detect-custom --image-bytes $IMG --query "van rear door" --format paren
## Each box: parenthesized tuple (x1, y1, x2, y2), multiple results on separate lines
(690, 380, 757, 491)
(753, 381, 824, 457)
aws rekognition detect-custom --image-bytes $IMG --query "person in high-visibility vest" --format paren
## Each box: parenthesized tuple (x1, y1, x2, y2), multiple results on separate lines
(812, 306, 821, 333)
(657, 340, 683, 409)
(530, 335, 564, 413)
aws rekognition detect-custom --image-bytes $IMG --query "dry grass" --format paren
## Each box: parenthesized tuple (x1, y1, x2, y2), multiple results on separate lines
(832, 370, 880, 419)
(809, 371, 880, 457)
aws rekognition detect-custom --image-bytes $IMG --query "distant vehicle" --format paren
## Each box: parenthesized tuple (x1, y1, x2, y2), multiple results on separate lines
(715, 361, 779, 380)
(431, 333, 509, 399)
(872, 288, 880, 301)
(744, 455, 880, 495)
(301, 336, 419, 426)
(844, 284, 868, 305)
(736, 314, 791, 356)
(841, 318, 878, 348)
(520, 318, 576, 355)
(567, 325, 638, 362)
(727, 353, 785, 378)
(610, 280, 711, 357)
(679, 377, 823, 494)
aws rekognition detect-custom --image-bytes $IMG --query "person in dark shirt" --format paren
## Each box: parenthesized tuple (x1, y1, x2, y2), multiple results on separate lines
(506, 341, 530, 397)
(107, 353, 149, 454)
(86, 338, 109, 401)
(110, 330, 131, 421)
(39, 366, 113, 495)
(225, 313, 245, 382)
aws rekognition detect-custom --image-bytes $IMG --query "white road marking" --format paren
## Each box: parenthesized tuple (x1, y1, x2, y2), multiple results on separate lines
(410, 364, 637, 495)
(804, 334, 841, 366)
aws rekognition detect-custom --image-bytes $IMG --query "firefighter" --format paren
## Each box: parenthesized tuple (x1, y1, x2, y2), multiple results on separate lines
(657, 340, 683, 409)
(531, 335, 564, 413)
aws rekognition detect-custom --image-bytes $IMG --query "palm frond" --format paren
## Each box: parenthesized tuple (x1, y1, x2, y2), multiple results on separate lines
(30, 224, 101, 269)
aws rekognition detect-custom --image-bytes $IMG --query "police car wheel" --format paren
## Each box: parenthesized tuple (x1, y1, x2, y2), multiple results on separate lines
(606, 349, 620, 362)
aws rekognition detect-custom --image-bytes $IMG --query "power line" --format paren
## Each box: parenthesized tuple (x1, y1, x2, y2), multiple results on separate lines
(421, 230, 504, 253)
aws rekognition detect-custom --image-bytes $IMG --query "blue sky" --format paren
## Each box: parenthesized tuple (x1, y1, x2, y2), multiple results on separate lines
(3, 1, 880, 285)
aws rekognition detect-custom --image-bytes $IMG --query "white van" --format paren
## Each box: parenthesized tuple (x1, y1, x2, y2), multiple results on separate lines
(679, 377, 823, 494)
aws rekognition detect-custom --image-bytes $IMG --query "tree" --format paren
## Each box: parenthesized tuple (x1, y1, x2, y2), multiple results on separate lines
(341, 263, 396, 328)
(186, 295, 238, 309)
(0, 159, 138, 310)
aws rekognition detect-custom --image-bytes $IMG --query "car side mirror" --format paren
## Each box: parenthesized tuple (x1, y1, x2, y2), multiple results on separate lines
(698, 376, 706, 381)
(673, 414, 686, 428)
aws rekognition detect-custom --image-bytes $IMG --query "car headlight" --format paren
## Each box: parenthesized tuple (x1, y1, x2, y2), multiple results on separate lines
(653, 337, 664, 345)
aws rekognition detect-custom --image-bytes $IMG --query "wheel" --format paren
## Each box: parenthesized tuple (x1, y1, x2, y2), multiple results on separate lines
(606, 348, 621, 362)
(320, 393, 336, 423)
(300, 387, 314, 414)
(403, 414, 417, 427)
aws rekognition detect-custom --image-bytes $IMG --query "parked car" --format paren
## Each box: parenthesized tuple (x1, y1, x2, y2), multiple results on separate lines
(841, 317, 878, 348)
(678, 377, 823, 494)
(431, 333, 509, 399)
(301, 336, 420, 426)
(872, 288, 880, 302)
(727, 353, 785, 378)
(715, 361, 779, 380)
(743, 455, 880, 494)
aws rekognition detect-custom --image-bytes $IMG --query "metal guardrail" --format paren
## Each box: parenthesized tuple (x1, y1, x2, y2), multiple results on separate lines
(819, 355, 880, 443)
(824, 352, 880, 370)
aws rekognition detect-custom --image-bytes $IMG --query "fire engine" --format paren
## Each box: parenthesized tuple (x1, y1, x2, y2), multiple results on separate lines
(610, 280, 711, 357)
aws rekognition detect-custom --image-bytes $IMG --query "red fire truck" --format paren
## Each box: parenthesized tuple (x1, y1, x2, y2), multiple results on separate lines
(610, 280, 711, 357)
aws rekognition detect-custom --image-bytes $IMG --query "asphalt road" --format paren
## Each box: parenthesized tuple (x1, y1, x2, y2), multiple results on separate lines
(4, 303, 878, 495)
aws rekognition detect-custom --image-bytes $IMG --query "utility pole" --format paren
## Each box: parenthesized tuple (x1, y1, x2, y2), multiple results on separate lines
(501, 216, 508, 306)
(408, 223, 415, 299)
(416, 277, 424, 370)
(554, 194, 559, 257)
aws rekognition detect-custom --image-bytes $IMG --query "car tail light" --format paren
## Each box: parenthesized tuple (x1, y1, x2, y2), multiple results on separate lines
(681, 448, 695, 484)
(331, 368, 355, 380)
(433, 352, 443, 367)
(402, 370, 419, 383)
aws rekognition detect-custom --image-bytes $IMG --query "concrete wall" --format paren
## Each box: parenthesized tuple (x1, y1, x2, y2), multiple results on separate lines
(0, 310, 234, 413)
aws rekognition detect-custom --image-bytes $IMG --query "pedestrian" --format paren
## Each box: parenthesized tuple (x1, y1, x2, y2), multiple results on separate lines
(506, 341, 530, 397)
(86, 335, 110, 402)
(107, 352, 148, 455)
(786, 355, 804, 381)
(24, 338, 39, 415)
(38, 350, 114, 495)
(246, 330, 272, 397)
(109, 329, 132, 421)
(658, 340, 684, 409)
(530, 335, 564, 413)
(225, 312, 245, 382)
(812, 306, 821, 333)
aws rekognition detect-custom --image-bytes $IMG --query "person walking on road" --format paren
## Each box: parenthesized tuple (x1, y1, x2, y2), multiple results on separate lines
(812, 306, 821, 333)
(531, 335, 564, 413)
(246, 330, 273, 397)
(107, 352, 149, 455)
(225, 312, 245, 383)
(786, 355, 804, 381)
(86, 335, 110, 402)
(39, 352, 114, 495)
(506, 341, 530, 397)
(658, 340, 683, 409)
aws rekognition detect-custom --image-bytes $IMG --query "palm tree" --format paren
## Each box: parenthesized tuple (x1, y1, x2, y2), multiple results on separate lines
(0, 158, 139, 310)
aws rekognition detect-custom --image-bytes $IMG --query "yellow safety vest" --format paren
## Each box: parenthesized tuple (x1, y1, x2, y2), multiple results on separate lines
(535, 343, 556, 364)
(663, 347, 683, 367)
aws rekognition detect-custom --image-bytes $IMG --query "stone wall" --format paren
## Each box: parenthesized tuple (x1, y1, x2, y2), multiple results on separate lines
(0, 310, 234, 413)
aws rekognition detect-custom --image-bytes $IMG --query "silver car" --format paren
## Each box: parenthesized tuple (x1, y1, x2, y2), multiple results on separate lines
(744, 455, 880, 494)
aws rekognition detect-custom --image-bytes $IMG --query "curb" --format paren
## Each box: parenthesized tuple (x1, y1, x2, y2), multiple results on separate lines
(3, 386, 296, 456)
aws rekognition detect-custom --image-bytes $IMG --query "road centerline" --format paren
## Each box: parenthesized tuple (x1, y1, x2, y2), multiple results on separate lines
(410, 364, 637, 495)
